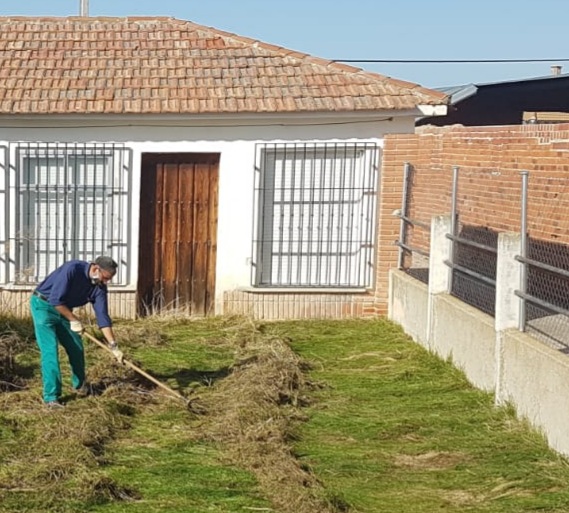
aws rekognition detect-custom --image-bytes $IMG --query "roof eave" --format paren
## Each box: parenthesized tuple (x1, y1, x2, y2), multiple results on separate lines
(0, 110, 417, 126)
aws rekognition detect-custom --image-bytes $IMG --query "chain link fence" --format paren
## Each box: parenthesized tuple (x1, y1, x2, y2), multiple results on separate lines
(396, 161, 569, 353)
(448, 167, 522, 316)
(520, 174, 569, 352)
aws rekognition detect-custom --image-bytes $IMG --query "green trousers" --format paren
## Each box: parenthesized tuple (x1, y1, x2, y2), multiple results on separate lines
(30, 295, 85, 403)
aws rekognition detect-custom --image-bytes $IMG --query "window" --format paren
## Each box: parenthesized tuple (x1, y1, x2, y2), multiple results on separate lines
(12, 143, 130, 284)
(252, 142, 379, 288)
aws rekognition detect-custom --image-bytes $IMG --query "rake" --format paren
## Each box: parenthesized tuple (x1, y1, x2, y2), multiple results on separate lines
(84, 331, 190, 405)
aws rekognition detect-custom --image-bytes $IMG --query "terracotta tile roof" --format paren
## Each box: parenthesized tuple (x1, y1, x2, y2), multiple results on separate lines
(0, 17, 447, 115)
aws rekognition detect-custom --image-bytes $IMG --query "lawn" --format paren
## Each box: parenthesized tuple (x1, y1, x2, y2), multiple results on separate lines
(1, 316, 569, 512)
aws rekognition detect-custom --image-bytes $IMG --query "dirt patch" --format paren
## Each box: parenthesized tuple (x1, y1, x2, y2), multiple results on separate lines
(441, 489, 481, 506)
(394, 451, 466, 470)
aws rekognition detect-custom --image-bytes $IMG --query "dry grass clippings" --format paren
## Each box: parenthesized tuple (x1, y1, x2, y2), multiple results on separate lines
(0, 393, 140, 508)
(0, 330, 29, 391)
(1, 316, 337, 513)
(185, 321, 338, 513)
(0, 324, 145, 510)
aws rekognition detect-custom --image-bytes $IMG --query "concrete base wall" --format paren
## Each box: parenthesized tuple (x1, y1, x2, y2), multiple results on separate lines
(388, 270, 495, 392)
(388, 270, 429, 346)
(431, 294, 496, 392)
(389, 268, 569, 457)
(501, 329, 569, 456)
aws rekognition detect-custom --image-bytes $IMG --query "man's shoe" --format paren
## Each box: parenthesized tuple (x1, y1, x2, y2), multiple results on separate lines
(45, 400, 65, 409)
(75, 383, 93, 398)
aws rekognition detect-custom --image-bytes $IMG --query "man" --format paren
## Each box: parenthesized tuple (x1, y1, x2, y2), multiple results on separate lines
(30, 256, 124, 408)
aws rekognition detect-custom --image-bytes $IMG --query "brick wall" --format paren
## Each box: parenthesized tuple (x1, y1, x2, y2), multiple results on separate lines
(374, 123, 569, 314)
(223, 290, 375, 319)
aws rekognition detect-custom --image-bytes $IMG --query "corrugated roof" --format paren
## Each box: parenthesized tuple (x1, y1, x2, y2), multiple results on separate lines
(436, 72, 569, 106)
(0, 16, 447, 115)
(435, 84, 478, 104)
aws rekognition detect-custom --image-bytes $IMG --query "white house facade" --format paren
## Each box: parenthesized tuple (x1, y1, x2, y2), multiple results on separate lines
(0, 17, 446, 319)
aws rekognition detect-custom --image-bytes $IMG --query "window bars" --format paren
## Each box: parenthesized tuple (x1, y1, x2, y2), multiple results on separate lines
(252, 142, 379, 288)
(0, 145, 7, 285)
(9, 142, 131, 285)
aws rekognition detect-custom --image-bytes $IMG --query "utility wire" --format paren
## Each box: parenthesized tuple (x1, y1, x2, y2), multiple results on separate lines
(332, 58, 569, 64)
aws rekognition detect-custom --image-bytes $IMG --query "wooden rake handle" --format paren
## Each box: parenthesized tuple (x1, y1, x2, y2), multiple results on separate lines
(83, 331, 188, 404)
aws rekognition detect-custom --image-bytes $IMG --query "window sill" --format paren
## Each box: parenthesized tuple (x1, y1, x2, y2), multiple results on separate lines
(238, 287, 370, 294)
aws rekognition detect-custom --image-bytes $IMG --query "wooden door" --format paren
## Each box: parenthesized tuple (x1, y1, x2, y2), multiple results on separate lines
(138, 153, 219, 316)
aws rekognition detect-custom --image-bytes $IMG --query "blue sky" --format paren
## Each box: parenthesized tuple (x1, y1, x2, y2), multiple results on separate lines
(1, 0, 567, 89)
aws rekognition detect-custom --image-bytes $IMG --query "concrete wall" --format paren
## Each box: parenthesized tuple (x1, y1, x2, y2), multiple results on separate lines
(389, 263, 569, 457)
(389, 270, 496, 391)
(388, 214, 569, 457)
(430, 293, 496, 391)
(500, 329, 569, 456)
(388, 269, 429, 346)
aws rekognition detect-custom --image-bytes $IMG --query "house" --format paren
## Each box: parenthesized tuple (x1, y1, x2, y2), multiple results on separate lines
(418, 68, 569, 127)
(0, 16, 447, 319)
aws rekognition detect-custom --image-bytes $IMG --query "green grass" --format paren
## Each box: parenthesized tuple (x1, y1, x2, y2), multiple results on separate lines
(89, 410, 268, 513)
(87, 320, 271, 513)
(4, 316, 569, 512)
(265, 318, 569, 512)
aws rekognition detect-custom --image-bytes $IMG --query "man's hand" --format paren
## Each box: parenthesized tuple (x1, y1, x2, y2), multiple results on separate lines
(109, 342, 124, 364)
(70, 320, 84, 334)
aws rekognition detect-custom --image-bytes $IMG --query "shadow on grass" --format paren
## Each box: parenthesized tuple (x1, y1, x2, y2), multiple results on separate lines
(0, 363, 36, 393)
(156, 366, 232, 390)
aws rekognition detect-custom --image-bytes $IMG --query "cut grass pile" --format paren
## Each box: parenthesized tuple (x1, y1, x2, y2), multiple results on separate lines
(2, 314, 569, 512)
(0, 316, 331, 513)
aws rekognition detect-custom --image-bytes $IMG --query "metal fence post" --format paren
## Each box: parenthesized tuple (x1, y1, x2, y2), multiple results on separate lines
(397, 162, 411, 269)
(448, 166, 459, 294)
(519, 170, 529, 331)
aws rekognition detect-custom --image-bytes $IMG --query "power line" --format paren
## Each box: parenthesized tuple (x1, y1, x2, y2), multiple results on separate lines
(332, 58, 569, 64)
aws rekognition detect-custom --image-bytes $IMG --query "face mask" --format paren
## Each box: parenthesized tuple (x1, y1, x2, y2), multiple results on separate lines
(91, 272, 101, 285)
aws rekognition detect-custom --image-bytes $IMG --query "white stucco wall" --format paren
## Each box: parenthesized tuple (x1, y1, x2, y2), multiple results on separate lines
(0, 113, 415, 313)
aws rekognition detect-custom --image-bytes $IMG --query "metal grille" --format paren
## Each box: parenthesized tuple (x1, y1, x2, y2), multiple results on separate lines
(9, 143, 131, 285)
(252, 142, 379, 288)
